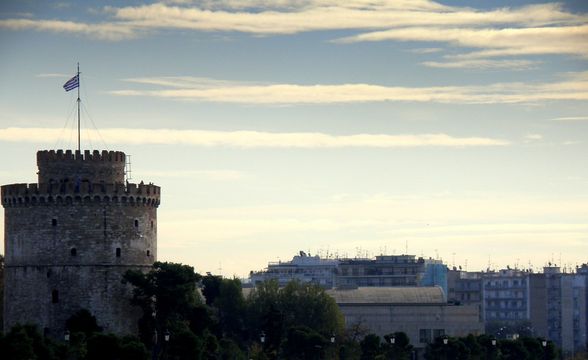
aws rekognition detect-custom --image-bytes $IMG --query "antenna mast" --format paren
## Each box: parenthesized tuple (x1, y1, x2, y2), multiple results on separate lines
(77, 62, 81, 152)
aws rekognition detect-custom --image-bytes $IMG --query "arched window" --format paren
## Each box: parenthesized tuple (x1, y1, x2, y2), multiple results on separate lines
(146, 250, 151, 257)
(134, 219, 139, 228)
(70, 248, 77, 256)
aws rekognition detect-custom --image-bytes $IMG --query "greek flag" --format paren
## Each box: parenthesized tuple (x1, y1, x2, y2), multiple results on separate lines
(63, 74, 79, 92)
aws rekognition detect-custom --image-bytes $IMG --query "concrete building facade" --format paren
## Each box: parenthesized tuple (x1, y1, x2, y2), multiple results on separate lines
(327, 287, 483, 357)
(250, 253, 448, 294)
(482, 269, 531, 324)
(1, 149, 160, 336)
(530, 266, 588, 356)
(249, 251, 338, 288)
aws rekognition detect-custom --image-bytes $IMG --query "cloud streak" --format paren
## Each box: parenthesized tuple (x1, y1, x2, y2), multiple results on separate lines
(110, 2, 585, 34)
(111, 74, 588, 104)
(421, 59, 539, 70)
(0, 127, 509, 148)
(1, 1, 586, 69)
(336, 25, 588, 59)
(552, 116, 588, 121)
(0, 18, 137, 41)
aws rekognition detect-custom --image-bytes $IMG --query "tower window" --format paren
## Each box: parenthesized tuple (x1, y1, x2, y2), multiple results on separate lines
(52, 290, 59, 303)
(52, 218, 57, 227)
(151, 221, 154, 229)
(146, 250, 151, 257)
(116, 248, 121, 257)
(70, 248, 77, 256)
(134, 219, 139, 228)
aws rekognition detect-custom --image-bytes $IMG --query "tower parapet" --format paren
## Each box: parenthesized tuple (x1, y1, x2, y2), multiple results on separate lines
(2, 149, 160, 337)
(37, 149, 126, 183)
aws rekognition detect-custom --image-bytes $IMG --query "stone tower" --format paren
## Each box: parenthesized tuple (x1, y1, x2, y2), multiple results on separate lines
(1, 149, 160, 336)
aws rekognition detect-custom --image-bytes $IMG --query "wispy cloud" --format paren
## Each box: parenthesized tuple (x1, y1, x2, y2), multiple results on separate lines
(407, 47, 444, 54)
(111, 74, 588, 105)
(36, 73, 70, 78)
(1, 1, 585, 45)
(552, 116, 588, 121)
(524, 134, 543, 143)
(0, 18, 137, 41)
(142, 169, 249, 181)
(336, 25, 588, 59)
(421, 59, 539, 70)
(0, 127, 509, 148)
(110, 2, 585, 35)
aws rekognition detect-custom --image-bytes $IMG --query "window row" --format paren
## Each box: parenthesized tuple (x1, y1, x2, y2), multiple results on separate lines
(51, 218, 155, 229)
(66, 248, 151, 257)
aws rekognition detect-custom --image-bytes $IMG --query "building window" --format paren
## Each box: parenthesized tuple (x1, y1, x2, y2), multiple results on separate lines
(146, 250, 151, 257)
(52, 290, 59, 303)
(419, 329, 432, 343)
(52, 218, 57, 226)
(70, 248, 77, 256)
(134, 219, 139, 228)
(433, 329, 445, 339)
(116, 248, 121, 257)
(151, 220, 154, 229)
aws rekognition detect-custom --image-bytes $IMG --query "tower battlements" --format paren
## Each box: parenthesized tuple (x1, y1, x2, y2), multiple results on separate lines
(37, 149, 126, 183)
(1, 182, 160, 207)
(37, 149, 126, 162)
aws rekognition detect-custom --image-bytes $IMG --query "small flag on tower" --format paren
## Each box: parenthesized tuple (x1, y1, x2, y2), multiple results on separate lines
(63, 74, 79, 92)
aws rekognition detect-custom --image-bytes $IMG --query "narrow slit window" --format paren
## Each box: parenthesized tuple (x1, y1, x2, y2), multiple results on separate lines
(134, 219, 139, 228)
(52, 290, 59, 303)
(52, 218, 57, 227)
(116, 248, 121, 257)
(150, 221, 154, 229)
(146, 250, 151, 257)
(70, 248, 77, 256)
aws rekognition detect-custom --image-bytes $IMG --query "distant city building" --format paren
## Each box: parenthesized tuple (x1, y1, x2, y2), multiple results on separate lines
(481, 268, 531, 325)
(249, 251, 337, 287)
(336, 255, 425, 288)
(420, 259, 448, 296)
(250, 253, 448, 294)
(447, 269, 483, 321)
(530, 266, 588, 356)
(250, 254, 588, 356)
(327, 287, 483, 357)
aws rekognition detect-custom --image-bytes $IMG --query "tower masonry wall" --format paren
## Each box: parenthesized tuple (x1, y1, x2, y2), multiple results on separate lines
(2, 149, 160, 337)
(37, 150, 126, 183)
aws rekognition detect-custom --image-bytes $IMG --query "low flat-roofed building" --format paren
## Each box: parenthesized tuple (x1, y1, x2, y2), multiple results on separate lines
(327, 287, 483, 354)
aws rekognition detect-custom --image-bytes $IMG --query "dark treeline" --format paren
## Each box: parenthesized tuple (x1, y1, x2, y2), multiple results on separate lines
(0, 261, 567, 359)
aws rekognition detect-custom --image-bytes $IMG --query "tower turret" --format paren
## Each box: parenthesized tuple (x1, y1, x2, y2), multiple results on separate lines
(1, 149, 160, 336)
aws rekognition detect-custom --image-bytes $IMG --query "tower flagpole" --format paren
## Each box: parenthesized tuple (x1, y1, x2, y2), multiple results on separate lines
(77, 62, 81, 152)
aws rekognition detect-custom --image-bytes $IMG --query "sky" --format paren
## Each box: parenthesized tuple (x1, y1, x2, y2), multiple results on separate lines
(1, 0, 587, 278)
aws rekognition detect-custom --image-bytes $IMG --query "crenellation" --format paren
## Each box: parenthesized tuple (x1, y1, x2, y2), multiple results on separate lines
(1, 182, 161, 208)
(37, 149, 126, 163)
